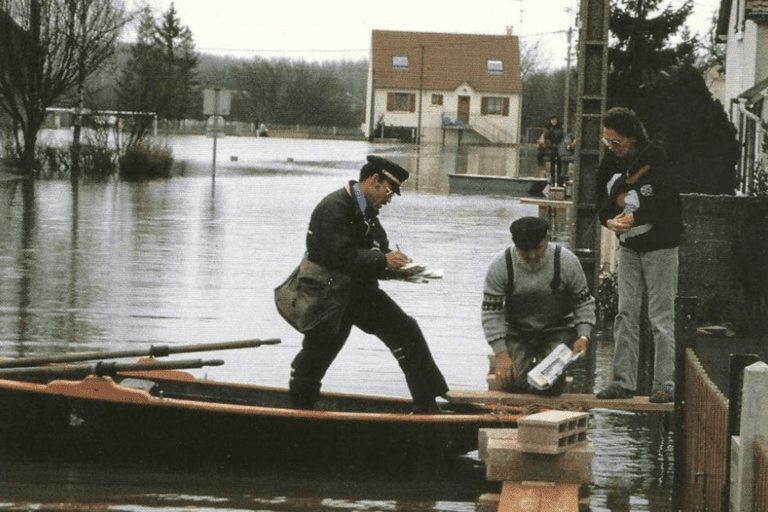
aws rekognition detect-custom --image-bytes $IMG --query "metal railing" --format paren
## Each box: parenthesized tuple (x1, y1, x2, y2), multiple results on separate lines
(731, 99, 768, 196)
(439, 112, 515, 144)
(468, 116, 515, 144)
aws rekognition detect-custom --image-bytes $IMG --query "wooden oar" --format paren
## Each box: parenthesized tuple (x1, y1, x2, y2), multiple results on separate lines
(0, 358, 224, 381)
(0, 338, 280, 369)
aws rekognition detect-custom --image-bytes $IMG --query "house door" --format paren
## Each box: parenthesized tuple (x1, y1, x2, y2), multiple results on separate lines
(458, 96, 470, 125)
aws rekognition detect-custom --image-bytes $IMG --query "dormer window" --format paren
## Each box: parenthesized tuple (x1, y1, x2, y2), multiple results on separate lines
(392, 55, 409, 70)
(487, 59, 503, 75)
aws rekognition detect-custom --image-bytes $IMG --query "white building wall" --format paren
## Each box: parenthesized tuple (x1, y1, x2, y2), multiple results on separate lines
(723, 3, 758, 108)
(755, 24, 768, 86)
(366, 85, 520, 144)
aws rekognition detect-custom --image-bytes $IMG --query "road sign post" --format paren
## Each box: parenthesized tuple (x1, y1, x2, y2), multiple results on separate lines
(203, 88, 231, 181)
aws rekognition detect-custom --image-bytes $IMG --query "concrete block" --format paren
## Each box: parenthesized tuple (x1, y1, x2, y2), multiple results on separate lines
(479, 428, 516, 461)
(498, 481, 578, 512)
(487, 373, 502, 391)
(518, 410, 590, 454)
(484, 431, 594, 484)
(476, 493, 499, 512)
(548, 187, 566, 200)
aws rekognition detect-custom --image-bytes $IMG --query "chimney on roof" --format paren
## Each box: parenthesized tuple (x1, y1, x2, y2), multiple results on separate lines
(506, 26, 514, 36)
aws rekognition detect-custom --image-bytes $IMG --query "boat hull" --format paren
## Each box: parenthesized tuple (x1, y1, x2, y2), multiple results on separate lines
(0, 374, 520, 468)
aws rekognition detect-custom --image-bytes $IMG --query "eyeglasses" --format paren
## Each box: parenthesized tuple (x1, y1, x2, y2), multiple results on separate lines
(601, 137, 623, 148)
(385, 186, 395, 198)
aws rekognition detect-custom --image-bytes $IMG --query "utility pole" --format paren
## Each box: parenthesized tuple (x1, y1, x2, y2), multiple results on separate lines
(563, 25, 573, 134)
(417, 44, 425, 146)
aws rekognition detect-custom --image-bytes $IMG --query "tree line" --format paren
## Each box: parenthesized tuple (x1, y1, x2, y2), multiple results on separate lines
(0, 0, 738, 193)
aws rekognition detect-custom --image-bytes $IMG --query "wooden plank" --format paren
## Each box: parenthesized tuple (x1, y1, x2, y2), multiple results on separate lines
(447, 389, 674, 413)
(498, 481, 579, 512)
(520, 198, 573, 208)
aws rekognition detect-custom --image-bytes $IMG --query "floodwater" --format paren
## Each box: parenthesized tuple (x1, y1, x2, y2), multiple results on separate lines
(0, 134, 674, 511)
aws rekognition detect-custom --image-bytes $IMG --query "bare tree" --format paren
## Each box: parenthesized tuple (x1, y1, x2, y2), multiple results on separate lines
(0, 0, 128, 178)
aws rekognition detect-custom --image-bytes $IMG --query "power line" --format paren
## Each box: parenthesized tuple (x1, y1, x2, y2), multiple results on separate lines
(196, 47, 369, 54)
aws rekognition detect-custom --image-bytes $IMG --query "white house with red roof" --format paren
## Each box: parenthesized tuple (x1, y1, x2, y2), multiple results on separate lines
(364, 29, 523, 145)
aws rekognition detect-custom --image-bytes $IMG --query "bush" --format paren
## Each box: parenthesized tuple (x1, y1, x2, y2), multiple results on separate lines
(79, 144, 117, 181)
(29, 144, 117, 181)
(119, 142, 174, 181)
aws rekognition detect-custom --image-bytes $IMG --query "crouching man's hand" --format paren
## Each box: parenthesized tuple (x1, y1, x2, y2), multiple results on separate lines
(573, 335, 589, 356)
(494, 351, 516, 389)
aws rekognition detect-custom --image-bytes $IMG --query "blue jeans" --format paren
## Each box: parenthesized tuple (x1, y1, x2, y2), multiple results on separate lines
(612, 246, 678, 391)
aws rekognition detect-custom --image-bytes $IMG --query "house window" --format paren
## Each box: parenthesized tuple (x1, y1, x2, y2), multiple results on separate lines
(387, 92, 416, 112)
(392, 55, 409, 70)
(481, 96, 509, 116)
(431, 94, 443, 106)
(487, 59, 503, 75)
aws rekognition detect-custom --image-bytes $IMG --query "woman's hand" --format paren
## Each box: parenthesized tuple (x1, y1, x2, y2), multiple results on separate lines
(607, 213, 634, 234)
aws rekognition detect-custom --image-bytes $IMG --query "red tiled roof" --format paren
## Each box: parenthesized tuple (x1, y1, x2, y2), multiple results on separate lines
(371, 30, 522, 95)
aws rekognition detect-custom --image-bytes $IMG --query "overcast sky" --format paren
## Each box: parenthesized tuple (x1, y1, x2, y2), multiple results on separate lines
(131, 0, 722, 68)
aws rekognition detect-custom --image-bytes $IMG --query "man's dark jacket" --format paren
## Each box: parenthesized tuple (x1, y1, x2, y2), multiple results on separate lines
(306, 182, 389, 291)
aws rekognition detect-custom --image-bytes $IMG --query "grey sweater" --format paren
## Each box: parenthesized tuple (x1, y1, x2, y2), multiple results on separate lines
(481, 243, 596, 354)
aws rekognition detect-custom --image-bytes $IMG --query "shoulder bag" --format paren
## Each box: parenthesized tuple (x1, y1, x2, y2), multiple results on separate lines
(274, 255, 352, 334)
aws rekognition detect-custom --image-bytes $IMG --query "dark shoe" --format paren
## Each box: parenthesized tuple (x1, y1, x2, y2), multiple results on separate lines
(411, 398, 444, 415)
(649, 385, 674, 403)
(288, 379, 319, 410)
(596, 382, 635, 399)
(289, 392, 314, 410)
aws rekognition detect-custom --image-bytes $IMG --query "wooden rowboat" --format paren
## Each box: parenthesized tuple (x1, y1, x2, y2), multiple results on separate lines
(0, 340, 522, 468)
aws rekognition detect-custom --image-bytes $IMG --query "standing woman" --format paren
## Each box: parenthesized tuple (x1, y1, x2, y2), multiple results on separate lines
(545, 115, 564, 186)
(594, 107, 683, 403)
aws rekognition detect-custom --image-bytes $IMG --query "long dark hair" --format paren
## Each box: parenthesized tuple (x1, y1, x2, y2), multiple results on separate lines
(602, 107, 649, 146)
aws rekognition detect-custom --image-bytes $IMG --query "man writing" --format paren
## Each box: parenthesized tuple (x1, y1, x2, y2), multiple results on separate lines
(481, 217, 596, 395)
(289, 155, 449, 413)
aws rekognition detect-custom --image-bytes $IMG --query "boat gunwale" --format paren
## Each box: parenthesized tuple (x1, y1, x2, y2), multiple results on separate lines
(0, 376, 523, 425)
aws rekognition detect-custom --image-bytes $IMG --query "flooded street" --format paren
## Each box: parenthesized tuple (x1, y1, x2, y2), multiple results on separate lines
(0, 135, 674, 511)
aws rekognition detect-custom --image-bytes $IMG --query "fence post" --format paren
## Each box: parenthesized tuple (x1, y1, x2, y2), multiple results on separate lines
(673, 296, 701, 511)
(724, 354, 760, 511)
(731, 361, 768, 512)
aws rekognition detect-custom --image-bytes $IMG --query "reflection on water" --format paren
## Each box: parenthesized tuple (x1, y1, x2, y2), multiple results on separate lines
(0, 135, 672, 511)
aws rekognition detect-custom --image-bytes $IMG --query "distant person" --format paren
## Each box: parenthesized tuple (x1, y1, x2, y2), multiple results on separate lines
(288, 155, 449, 413)
(595, 107, 683, 403)
(481, 216, 596, 396)
(545, 116, 565, 186)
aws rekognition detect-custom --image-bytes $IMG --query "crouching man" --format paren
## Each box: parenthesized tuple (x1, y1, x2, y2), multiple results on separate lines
(481, 217, 596, 395)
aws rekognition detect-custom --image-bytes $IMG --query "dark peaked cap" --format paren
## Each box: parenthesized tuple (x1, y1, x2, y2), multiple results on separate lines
(366, 155, 409, 195)
(510, 216, 550, 251)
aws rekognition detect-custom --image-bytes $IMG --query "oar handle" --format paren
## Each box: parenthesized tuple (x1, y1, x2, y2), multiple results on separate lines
(0, 358, 225, 381)
(150, 338, 281, 357)
(0, 338, 281, 368)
